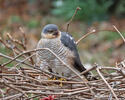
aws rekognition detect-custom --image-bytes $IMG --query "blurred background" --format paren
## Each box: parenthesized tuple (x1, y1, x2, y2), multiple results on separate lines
(0, 0, 125, 66)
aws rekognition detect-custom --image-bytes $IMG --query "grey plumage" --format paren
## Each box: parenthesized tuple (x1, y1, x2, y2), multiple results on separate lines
(36, 35, 74, 77)
(36, 24, 93, 79)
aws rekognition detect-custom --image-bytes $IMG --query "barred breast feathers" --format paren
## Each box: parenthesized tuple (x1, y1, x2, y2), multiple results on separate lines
(36, 35, 75, 67)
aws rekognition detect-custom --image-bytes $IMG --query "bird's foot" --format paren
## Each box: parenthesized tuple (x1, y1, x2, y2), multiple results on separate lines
(58, 77, 66, 87)
(48, 76, 66, 87)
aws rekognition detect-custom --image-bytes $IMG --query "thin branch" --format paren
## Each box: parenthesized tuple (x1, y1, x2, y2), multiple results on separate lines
(66, 7, 81, 32)
(14, 53, 35, 68)
(71, 64, 97, 78)
(7, 32, 34, 65)
(2, 79, 28, 98)
(76, 29, 96, 44)
(0, 53, 73, 80)
(19, 27, 27, 47)
(1, 48, 94, 95)
(96, 68, 119, 100)
(25, 87, 94, 96)
(113, 25, 125, 43)
(1, 93, 23, 100)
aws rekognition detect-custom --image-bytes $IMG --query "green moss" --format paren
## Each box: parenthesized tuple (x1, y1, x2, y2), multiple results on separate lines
(99, 31, 122, 41)
(27, 19, 40, 29)
(9, 15, 22, 23)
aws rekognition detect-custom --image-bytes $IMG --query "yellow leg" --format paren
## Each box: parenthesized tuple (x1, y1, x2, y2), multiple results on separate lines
(59, 78, 66, 87)
(48, 76, 66, 87)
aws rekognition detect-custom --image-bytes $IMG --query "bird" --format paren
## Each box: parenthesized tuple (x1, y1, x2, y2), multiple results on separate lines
(36, 24, 93, 80)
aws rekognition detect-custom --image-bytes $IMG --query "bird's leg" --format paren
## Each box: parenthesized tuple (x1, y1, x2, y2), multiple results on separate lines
(58, 73, 66, 87)
(48, 75, 57, 80)
(48, 66, 58, 80)
(48, 72, 66, 87)
(59, 77, 66, 87)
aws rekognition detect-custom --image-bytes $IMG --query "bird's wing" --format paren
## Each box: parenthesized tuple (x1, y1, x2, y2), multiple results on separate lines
(60, 32, 87, 73)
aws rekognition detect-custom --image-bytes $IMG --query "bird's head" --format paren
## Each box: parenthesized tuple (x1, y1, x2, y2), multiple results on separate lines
(41, 24, 61, 39)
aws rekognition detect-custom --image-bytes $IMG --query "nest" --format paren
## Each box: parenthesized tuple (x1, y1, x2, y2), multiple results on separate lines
(0, 26, 125, 100)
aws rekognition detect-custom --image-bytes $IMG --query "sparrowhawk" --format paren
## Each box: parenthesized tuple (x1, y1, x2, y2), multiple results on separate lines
(36, 24, 93, 80)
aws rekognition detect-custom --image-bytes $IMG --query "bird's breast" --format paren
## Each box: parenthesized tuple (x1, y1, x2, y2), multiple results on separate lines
(37, 38, 74, 60)
(36, 38, 75, 77)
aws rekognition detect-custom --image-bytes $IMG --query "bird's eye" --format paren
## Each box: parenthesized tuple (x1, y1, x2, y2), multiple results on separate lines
(48, 30, 53, 33)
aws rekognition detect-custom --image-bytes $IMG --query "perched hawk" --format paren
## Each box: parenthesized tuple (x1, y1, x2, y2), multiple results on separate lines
(36, 24, 92, 80)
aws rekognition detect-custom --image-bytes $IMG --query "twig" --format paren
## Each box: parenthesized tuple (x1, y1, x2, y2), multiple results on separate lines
(14, 53, 35, 68)
(0, 36, 23, 55)
(25, 94, 43, 100)
(0, 88, 4, 98)
(66, 7, 81, 32)
(1, 48, 85, 81)
(113, 25, 125, 43)
(0, 53, 70, 80)
(96, 68, 119, 100)
(76, 29, 96, 44)
(1, 48, 94, 95)
(19, 27, 27, 47)
(116, 62, 125, 78)
(0, 53, 70, 79)
(71, 64, 97, 78)
(25, 87, 94, 96)
(2, 79, 28, 98)
(6, 33, 25, 49)
(7, 32, 34, 65)
(1, 93, 23, 100)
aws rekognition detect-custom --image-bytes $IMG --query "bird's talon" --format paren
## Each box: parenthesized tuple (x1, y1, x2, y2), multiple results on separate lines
(59, 78, 66, 87)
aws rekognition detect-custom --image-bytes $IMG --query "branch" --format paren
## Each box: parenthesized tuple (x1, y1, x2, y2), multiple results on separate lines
(113, 25, 125, 43)
(76, 29, 96, 44)
(66, 7, 81, 32)
(1, 48, 94, 95)
(96, 68, 119, 100)
(0, 53, 70, 80)
(1, 93, 23, 100)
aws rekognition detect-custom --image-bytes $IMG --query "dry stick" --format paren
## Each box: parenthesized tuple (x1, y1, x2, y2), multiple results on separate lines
(19, 27, 34, 65)
(19, 27, 27, 47)
(25, 87, 94, 96)
(2, 80, 28, 98)
(1, 76, 83, 84)
(6, 33, 24, 47)
(7, 32, 34, 65)
(0, 74, 104, 85)
(116, 62, 125, 78)
(0, 36, 23, 56)
(0, 53, 70, 80)
(6, 38, 23, 80)
(71, 64, 97, 78)
(26, 94, 43, 100)
(0, 89, 4, 98)
(76, 29, 96, 44)
(1, 93, 23, 100)
(96, 68, 119, 100)
(0, 53, 33, 67)
(14, 86, 89, 92)
(14, 53, 36, 68)
(113, 25, 125, 43)
(66, 7, 81, 32)
(0, 53, 71, 80)
(7, 82, 45, 89)
(1, 48, 94, 95)
(0, 37, 12, 50)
